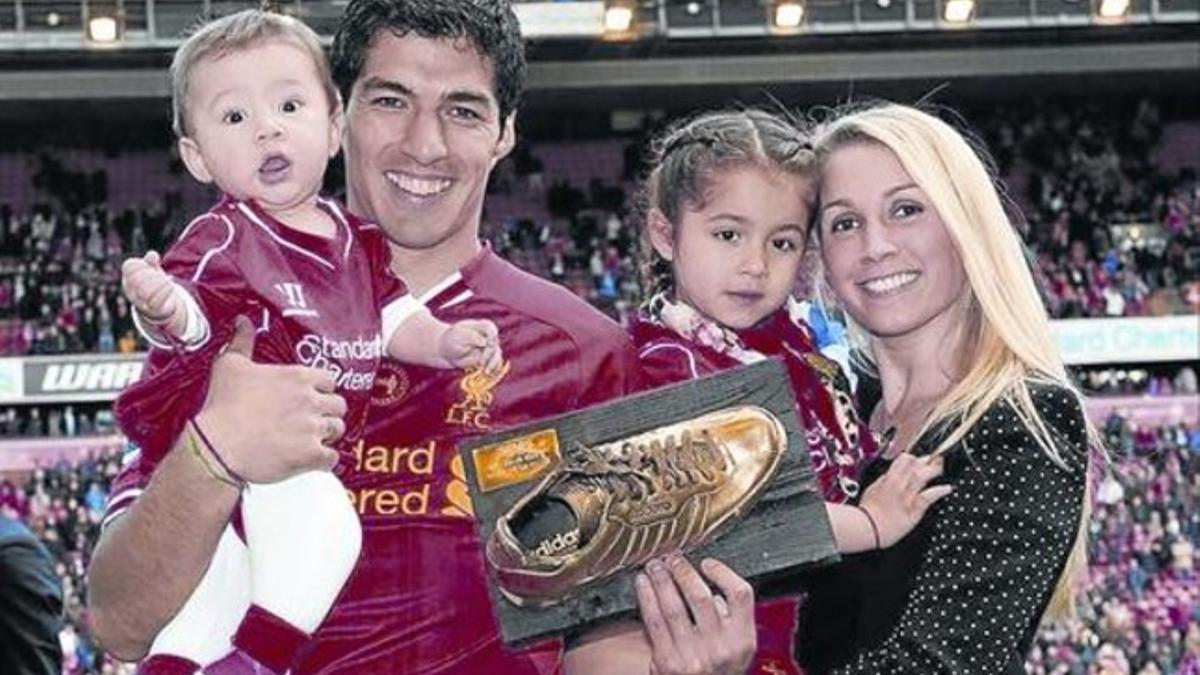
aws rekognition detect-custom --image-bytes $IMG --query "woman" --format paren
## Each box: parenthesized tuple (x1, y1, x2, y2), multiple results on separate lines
(571, 103, 1094, 674)
(789, 103, 1095, 673)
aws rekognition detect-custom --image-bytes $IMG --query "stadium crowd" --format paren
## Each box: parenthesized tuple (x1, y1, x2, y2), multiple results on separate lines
(979, 100, 1200, 320)
(1077, 366, 1200, 398)
(1027, 414, 1200, 675)
(0, 405, 116, 439)
(485, 99, 1200, 323)
(0, 201, 163, 355)
(2, 98, 1197, 358)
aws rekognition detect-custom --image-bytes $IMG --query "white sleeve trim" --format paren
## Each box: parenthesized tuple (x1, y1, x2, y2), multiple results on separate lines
(130, 282, 211, 352)
(100, 486, 144, 530)
(175, 283, 210, 346)
(380, 294, 423, 346)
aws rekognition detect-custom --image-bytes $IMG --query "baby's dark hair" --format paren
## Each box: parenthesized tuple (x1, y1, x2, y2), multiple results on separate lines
(637, 108, 817, 304)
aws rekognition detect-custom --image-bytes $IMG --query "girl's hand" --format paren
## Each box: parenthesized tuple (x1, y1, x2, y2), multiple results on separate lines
(859, 453, 952, 548)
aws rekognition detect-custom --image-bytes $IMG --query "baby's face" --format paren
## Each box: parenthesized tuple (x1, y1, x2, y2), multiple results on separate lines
(179, 39, 340, 214)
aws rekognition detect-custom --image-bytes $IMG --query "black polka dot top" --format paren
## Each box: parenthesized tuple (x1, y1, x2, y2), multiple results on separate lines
(795, 381, 1089, 675)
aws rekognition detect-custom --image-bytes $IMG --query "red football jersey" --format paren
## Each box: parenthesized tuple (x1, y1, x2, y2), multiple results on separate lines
(106, 247, 640, 674)
(631, 307, 879, 675)
(114, 195, 417, 463)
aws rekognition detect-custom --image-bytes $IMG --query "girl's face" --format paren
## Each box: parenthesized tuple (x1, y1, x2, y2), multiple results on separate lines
(815, 142, 968, 342)
(650, 164, 812, 330)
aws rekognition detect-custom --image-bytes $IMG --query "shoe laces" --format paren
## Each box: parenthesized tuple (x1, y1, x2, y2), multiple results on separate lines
(563, 430, 729, 502)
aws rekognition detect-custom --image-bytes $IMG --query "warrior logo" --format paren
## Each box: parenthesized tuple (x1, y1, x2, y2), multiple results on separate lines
(275, 282, 317, 318)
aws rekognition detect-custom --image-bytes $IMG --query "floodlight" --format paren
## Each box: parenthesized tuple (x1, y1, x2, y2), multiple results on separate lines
(1096, 0, 1131, 19)
(87, 16, 119, 42)
(942, 0, 976, 22)
(84, 1, 124, 45)
(774, 1, 806, 27)
(604, 1, 635, 33)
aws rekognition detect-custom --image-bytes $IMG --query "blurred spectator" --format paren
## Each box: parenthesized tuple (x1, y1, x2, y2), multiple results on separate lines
(0, 511, 63, 674)
(512, 142, 545, 195)
(5, 447, 132, 674)
(0, 405, 110, 438)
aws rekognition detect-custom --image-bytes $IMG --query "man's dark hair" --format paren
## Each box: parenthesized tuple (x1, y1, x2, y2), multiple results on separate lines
(331, 0, 526, 126)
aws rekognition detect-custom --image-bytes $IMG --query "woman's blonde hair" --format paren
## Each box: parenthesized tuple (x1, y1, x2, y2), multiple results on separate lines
(808, 103, 1099, 620)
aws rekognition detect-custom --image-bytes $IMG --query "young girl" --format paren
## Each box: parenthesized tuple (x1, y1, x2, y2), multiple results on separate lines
(565, 110, 952, 675)
(113, 10, 499, 675)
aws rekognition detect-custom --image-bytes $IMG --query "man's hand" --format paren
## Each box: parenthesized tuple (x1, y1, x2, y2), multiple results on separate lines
(196, 317, 347, 483)
(637, 555, 757, 675)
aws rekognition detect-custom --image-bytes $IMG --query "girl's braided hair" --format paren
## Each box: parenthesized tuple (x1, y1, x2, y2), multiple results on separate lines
(635, 108, 817, 307)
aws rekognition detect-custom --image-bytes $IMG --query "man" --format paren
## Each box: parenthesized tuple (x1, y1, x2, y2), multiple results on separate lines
(0, 513, 63, 675)
(86, 0, 639, 672)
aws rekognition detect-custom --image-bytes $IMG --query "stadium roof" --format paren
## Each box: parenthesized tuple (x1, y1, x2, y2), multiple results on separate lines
(0, 0, 1195, 104)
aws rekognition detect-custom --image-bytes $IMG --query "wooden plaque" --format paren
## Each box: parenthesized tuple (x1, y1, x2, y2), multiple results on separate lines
(458, 359, 838, 645)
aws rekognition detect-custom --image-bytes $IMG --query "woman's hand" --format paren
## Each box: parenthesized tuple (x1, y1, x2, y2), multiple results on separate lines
(636, 554, 757, 675)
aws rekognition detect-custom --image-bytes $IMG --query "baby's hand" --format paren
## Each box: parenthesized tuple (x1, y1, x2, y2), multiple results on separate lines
(122, 251, 185, 336)
(438, 319, 502, 373)
(858, 453, 952, 548)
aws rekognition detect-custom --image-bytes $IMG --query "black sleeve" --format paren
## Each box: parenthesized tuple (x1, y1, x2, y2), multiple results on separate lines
(0, 522, 65, 675)
(832, 385, 1088, 674)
